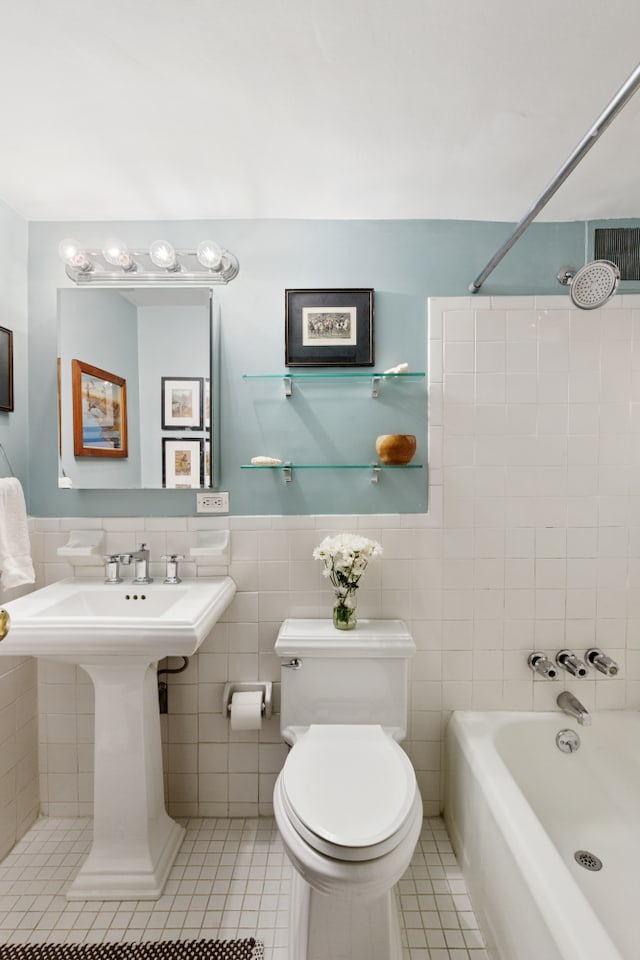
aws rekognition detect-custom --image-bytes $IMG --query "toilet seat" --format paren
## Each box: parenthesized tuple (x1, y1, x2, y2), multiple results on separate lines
(279, 724, 418, 862)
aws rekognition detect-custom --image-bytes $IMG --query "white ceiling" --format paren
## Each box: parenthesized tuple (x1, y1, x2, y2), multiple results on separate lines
(3, 0, 640, 223)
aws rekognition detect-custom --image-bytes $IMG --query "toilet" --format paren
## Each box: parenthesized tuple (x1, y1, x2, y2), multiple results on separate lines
(273, 618, 423, 960)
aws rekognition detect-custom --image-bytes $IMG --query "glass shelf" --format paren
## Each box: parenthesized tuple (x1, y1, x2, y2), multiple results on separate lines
(242, 371, 425, 398)
(241, 462, 423, 484)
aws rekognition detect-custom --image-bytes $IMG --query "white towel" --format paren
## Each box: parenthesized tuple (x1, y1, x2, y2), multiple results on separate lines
(0, 477, 35, 589)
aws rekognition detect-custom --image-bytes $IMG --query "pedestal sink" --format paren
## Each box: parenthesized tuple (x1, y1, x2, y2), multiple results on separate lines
(0, 576, 236, 900)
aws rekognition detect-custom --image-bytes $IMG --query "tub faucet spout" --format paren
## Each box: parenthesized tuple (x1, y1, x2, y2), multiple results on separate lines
(557, 691, 591, 726)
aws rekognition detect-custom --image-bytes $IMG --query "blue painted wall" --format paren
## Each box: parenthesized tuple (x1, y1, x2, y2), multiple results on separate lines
(25, 217, 634, 516)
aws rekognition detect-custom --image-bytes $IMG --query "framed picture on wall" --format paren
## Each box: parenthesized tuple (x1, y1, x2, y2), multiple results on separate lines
(0, 326, 13, 412)
(71, 359, 128, 457)
(285, 288, 374, 366)
(161, 377, 203, 430)
(162, 438, 204, 488)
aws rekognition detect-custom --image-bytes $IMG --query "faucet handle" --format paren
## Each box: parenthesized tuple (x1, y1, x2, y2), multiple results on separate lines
(585, 648, 619, 677)
(161, 554, 184, 584)
(556, 649, 589, 678)
(103, 554, 122, 584)
(528, 652, 558, 679)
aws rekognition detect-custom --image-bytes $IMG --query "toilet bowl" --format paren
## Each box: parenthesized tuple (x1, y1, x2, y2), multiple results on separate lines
(274, 619, 423, 960)
(274, 725, 423, 960)
(275, 723, 423, 888)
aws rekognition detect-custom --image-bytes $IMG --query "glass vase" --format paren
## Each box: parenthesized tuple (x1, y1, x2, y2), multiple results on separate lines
(332, 589, 357, 631)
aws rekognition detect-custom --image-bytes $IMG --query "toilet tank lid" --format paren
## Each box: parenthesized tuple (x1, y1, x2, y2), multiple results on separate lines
(276, 618, 415, 658)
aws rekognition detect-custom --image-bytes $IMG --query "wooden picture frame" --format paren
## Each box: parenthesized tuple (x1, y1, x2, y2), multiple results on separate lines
(71, 359, 127, 458)
(285, 288, 374, 366)
(162, 437, 204, 488)
(161, 377, 203, 430)
(0, 326, 14, 412)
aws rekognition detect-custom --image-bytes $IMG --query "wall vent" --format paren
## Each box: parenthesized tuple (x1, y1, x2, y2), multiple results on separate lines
(594, 227, 640, 280)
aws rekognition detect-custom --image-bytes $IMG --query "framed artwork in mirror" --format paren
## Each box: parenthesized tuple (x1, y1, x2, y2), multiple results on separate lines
(0, 326, 13, 412)
(71, 359, 127, 457)
(161, 377, 203, 430)
(162, 438, 204, 488)
(285, 288, 374, 366)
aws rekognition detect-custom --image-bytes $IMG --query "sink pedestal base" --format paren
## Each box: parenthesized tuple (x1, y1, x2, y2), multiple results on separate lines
(66, 659, 184, 901)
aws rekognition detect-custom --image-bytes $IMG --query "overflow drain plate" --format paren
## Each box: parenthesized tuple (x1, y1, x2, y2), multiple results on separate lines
(574, 850, 603, 871)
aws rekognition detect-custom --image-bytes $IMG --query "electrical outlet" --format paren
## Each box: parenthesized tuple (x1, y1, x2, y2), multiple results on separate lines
(196, 492, 229, 513)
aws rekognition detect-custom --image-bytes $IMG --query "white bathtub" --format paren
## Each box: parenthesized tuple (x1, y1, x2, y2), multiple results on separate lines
(444, 711, 640, 960)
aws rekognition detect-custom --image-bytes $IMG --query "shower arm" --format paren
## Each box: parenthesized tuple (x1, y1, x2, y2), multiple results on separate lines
(469, 61, 640, 294)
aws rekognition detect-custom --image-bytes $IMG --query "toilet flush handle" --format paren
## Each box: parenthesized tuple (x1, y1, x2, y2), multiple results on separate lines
(282, 658, 302, 670)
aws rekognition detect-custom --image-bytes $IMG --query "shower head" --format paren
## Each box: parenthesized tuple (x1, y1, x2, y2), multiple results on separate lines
(557, 260, 621, 310)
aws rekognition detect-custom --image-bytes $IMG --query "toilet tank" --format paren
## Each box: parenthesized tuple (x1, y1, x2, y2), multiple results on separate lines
(275, 619, 415, 744)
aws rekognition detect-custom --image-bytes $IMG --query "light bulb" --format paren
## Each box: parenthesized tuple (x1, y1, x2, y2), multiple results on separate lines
(102, 237, 135, 271)
(58, 238, 93, 271)
(149, 240, 178, 271)
(196, 240, 223, 271)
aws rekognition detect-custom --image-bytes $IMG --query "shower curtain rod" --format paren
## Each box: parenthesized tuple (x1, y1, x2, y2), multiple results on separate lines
(469, 61, 640, 294)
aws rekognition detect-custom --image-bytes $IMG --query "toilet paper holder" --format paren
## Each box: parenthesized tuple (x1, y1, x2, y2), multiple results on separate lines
(222, 681, 273, 721)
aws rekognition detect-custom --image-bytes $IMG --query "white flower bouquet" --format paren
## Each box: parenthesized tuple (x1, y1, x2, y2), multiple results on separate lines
(313, 533, 383, 630)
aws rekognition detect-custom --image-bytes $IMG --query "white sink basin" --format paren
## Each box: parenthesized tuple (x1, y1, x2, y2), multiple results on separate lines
(0, 575, 236, 901)
(1, 576, 236, 660)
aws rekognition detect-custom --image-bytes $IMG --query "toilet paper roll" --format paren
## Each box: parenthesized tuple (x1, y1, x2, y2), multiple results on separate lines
(229, 690, 263, 731)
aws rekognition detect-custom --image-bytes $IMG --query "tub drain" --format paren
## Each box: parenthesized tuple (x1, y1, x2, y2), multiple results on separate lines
(574, 850, 603, 871)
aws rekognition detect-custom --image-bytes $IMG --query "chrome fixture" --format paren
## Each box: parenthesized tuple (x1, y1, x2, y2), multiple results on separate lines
(557, 691, 591, 726)
(527, 652, 558, 679)
(556, 260, 620, 309)
(556, 728, 581, 754)
(222, 681, 273, 721)
(555, 649, 588, 678)
(103, 554, 123, 585)
(59, 237, 239, 286)
(282, 657, 302, 670)
(469, 60, 640, 294)
(585, 648, 619, 677)
(162, 554, 184, 585)
(119, 544, 153, 584)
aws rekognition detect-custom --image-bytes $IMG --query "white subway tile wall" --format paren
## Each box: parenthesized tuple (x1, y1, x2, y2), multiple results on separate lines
(3, 294, 640, 841)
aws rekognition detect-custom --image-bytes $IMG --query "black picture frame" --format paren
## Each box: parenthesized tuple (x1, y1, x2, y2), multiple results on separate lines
(285, 289, 374, 366)
(161, 377, 204, 430)
(162, 437, 204, 488)
(0, 326, 14, 412)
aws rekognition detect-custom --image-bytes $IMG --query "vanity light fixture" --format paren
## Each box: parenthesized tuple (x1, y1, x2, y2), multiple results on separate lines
(58, 238, 94, 273)
(102, 238, 137, 272)
(148, 239, 179, 272)
(59, 237, 240, 285)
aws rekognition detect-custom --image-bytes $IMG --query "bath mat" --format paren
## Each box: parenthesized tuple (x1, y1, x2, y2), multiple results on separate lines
(0, 940, 264, 960)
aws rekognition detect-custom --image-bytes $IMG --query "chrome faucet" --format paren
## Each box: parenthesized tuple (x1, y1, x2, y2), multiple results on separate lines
(557, 691, 591, 726)
(585, 648, 619, 677)
(555, 649, 588, 678)
(103, 554, 122, 584)
(528, 652, 558, 679)
(119, 543, 153, 584)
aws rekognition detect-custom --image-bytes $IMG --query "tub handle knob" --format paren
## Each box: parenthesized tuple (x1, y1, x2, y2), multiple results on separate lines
(527, 652, 558, 679)
(556, 649, 589, 678)
(585, 648, 619, 677)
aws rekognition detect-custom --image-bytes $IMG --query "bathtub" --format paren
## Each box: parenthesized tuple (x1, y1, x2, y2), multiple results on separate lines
(444, 711, 640, 960)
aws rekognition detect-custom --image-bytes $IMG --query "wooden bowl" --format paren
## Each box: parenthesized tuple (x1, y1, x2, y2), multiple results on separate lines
(375, 434, 417, 465)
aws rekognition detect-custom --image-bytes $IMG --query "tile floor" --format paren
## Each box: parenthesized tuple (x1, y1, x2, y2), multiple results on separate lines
(0, 816, 488, 960)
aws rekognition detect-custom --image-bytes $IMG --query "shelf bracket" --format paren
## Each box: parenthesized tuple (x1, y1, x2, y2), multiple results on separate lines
(371, 376, 380, 398)
(283, 462, 293, 483)
(371, 464, 381, 484)
(283, 377, 292, 398)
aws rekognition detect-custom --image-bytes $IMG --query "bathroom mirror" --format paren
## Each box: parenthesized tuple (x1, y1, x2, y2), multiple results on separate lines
(57, 287, 216, 489)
